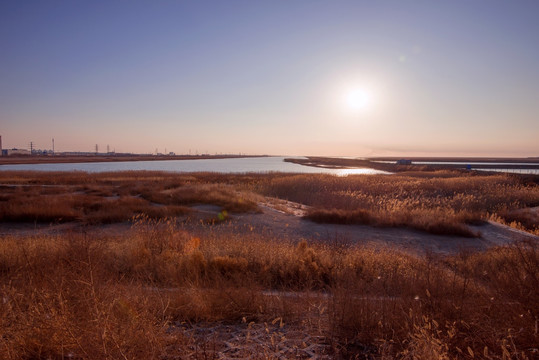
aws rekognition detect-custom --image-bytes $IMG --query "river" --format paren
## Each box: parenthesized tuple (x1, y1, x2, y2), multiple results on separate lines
(0, 156, 390, 175)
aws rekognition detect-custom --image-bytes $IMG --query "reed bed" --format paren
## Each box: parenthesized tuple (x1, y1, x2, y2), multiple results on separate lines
(1, 170, 538, 236)
(258, 172, 539, 236)
(1, 217, 537, 358)
(0, 172, 260, 224)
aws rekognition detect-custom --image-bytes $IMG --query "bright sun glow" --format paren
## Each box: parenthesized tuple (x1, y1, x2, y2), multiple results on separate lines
(344, 88, 371, 112)
(329, 78, 380, 117)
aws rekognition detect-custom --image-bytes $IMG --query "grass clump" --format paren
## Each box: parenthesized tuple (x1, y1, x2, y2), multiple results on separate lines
(0, 216, 538, 358)
(260, 172, 539, 236)
(1, 170, 538, 236)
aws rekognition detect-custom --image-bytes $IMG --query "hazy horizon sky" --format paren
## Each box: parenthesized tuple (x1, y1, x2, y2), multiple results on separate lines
(1, 1, 538, 157)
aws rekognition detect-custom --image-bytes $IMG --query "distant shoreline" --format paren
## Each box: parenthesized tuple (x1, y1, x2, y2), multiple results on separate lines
(285, 156, 539, 171)
(368, 156, 539, 163)
(0, 154, 267, 165)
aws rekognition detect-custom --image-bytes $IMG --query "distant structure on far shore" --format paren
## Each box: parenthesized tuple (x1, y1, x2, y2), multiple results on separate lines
(0, 135, 50, 156)
(2, 148, 31, 156)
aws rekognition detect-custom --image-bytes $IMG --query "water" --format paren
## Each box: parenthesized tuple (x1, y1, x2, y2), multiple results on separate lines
(413, 161, 539, 166)
(374, 160, 539, 166)
(373, 160, 539, 175)
(0, 156, 390, 176)
(476, 168, 539, 175)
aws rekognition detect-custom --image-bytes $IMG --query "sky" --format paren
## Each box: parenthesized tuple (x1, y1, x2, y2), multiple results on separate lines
(1, 0, 538, 157)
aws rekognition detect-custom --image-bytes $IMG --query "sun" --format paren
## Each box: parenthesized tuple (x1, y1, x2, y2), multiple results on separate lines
(343, 87, 371, 113)
(329, 77, 380, 117)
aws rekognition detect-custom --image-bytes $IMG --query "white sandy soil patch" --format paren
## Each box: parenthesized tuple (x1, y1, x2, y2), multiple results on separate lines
(1, 199, 537, 255)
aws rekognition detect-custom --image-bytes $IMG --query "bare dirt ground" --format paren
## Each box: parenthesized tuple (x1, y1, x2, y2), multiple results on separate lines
(182, 198, 538, 255)
(2, 198, 537, 255)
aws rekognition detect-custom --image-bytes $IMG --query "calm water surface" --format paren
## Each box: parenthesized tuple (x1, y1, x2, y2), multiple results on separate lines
(373, 160, 539, 174)
(0, 156, 390, 176)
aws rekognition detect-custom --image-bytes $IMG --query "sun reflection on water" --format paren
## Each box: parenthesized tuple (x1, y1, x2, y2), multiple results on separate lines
(334, 168, 392, 176)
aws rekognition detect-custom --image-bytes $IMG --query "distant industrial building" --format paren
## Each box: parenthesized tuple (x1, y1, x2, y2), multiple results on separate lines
(0, 135, 33, 156)
(396, 159, 412, 165)
(2, 148, 31, 156)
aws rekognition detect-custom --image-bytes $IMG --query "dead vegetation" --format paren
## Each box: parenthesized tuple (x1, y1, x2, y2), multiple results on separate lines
(1, 170, 538, 358)
(259, 172, 539, 237)
(0, 216, 537, 359)
(1, 170, 538, 237)
(0, 171, 260, 225)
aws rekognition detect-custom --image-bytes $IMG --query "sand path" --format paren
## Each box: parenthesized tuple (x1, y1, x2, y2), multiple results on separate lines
(2, 198, 537, 255)
(187, 199, 538, 255)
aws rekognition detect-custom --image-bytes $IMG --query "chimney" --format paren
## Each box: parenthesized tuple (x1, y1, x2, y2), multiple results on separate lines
(0, 135, 2, 156)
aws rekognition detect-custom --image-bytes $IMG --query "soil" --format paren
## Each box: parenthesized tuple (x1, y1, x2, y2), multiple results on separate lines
(2, 198, 537, 255)
(200, 200, 538, 255)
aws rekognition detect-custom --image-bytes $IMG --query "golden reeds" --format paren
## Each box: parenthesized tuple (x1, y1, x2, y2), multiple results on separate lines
(1, 219, 537, 358)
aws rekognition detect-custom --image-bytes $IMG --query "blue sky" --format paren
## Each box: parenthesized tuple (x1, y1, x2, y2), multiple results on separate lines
(1, 1, 538, 156)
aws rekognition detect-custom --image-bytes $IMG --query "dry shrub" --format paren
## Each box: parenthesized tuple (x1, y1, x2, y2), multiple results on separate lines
(306, 208, 373, 225)
(0, 184, 191, 225)
(83, 196, 148, 224)
(83, 197, 190, 224)
(306, 207, 479, 237)
(260, 173, 539, 236)
(0, 194, 82, 222)
(495, 208, 539, 235)
(163, 184, 260, 213)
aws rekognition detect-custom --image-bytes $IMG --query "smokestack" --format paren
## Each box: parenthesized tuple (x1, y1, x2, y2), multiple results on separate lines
(0, 135, 2, 156)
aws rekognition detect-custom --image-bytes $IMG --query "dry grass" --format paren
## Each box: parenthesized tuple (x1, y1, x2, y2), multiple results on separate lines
(0, 172, 260, 225)
(2, 170, 537, 236)
(139, 183, 260, 213)
(492, 208, 539, 236)
(1, 214, 537, 358)
(259, 172, 539, 236)
(1, 170, 538, 357)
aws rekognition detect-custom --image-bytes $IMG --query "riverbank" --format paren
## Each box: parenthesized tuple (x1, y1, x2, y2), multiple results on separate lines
(370, 156, 539, 163)
(0, 154, 266, 165)
(285, 156, 539, 172)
